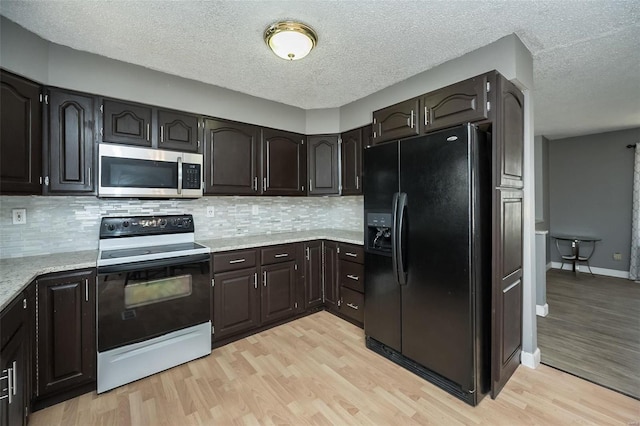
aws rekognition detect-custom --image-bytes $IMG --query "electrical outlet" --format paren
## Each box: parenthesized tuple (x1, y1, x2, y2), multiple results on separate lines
(252, 205, 259, 215)
(12, 208, 26, 225)
(206, 206, 215, 218)
(613, 252, 622, 261)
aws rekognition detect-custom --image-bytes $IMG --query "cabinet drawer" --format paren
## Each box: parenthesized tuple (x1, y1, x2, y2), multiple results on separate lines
(340, 260, 364, 293)
(340, 287, 364, 324)
(261, 244, 297, 265)
(338, 243, 364, 264)
(213, 249, 257, 273)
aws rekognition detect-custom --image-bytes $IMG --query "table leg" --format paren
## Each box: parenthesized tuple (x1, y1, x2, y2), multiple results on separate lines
(574, 240, 581, 273)
(571, 241, 578, 272)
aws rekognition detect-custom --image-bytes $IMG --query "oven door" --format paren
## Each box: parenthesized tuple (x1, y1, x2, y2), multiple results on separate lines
(97, 253, 211, 352)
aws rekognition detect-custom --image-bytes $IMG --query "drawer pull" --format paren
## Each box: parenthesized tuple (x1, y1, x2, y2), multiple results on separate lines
(229, 258, 246, 264)
(347, 274, 359, 281)
(346, 303, 359, 310)
(274, 253, 289, 258)
(345, 252, 358, 258)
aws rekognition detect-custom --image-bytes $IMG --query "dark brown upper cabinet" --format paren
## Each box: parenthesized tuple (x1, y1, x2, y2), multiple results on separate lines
(261, 128, 306, 196)
(422, 74, 489, 133)
(340, 127, 363, 195)
(307, 135, 339, 196)
(203, 118, 260, 195)
(102, 99, 153, 147)
(371, 98, 419, 145)
(44, 88, 97, 194)
(0, 70, 42, 195)
(157, 109, 199, 153)
(493, 73, 524, 189)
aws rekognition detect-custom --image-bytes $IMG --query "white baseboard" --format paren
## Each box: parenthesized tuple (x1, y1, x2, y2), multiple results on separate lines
(550, 262, 630, 279)
(536, 303, 549, 317)
(521, 348, 541, 369)
(546, 262, 552, 271)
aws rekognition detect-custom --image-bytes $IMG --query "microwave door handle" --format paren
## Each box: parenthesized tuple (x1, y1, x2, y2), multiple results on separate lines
(177, 157, 183, 195)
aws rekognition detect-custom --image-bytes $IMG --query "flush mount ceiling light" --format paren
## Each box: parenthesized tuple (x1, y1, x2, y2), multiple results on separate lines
(264, 21, 318, 61)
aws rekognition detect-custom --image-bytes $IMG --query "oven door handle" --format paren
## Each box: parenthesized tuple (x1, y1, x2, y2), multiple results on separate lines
(97, 253, 210, 274)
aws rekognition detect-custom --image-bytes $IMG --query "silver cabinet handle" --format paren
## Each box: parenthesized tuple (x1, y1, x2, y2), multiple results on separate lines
(253, 177, 258, 192)
(254, 272, 257, 289)
(160, 125, 164, 142)
(229, 258, 246, 264)
(87, 167, 91, 184)
(410, 110, 415, 128)
(263, 271, 267, 287)
(146, 123, 150, 141)
(305, 247, 310, 260)
(177, 157, 183, 195)
(85, 278, 89, 302)
(274, 253, 288, 258)
(347, 274, 359, 281)
(345, 252, 358, 258)
(356, 176, 359, 190)
(6, 366, 12, 403)
(346, 303, 359, 310)
(424, 106, 429, 126)
(309, 179, 312, 192)
(263, 177, 267, 192)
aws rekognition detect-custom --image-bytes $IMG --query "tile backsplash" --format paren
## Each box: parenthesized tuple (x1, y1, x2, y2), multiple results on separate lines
(0, 195, 363, 259)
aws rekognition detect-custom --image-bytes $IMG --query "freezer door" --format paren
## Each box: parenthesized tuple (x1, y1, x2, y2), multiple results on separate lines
(399, 126, 476, 391)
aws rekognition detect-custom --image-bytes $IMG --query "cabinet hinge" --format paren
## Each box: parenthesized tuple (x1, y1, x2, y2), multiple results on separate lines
(305, 246, 310, 261)
(338, 138, 342, 145)
(39, 94, 43, 103)
(487, 101, 491, 112)
(302, 185, 305, 192)
(373, 131, 377, 139)
(373, 118, 377, 124)
(211, 325, 215, 335)
(339, 184, 343, 192)
(294, 302, 298, 309)
(486, 82, 491, 92)
(44, 95, 49, 105)
(23, 298, 27, 309)
(39, 177, 42, 185)
(211, 278, 215, 287)
(44, 176, 49, 186)
(100, 104, 104, 113)
(295, 264, 298, 271)
(198, 140, 201, 148)
(337, 247, 340, 254)
(301, 139, 304, 145)
(100, 128, 104, 137)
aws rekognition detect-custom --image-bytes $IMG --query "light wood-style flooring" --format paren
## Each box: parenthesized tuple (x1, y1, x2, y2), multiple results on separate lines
(32, 311, 639, 425)
(538, 269, 640, 399)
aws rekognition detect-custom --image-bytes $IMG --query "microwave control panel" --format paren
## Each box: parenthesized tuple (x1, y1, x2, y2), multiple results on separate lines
(183, 163, 202, 189)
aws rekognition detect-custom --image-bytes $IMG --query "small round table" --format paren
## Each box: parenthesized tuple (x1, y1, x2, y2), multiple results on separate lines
(551, 235, 601, 275)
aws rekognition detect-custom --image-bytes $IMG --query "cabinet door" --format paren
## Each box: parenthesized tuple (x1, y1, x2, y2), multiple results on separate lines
(204, 119, 259, 195)
(157, 109, 199, 153)
(46, 89, 96, 194)
(307, 135, 339, 195)
(304, 241, 323, 309)
(261, 128, 306, 196)
(422, 74, 489, 132)
(340, 128, 363, 195)
(36, 270, 95, 397)
(323, 241, 339, 311)
(371, 98, 419, 145)
(491, 189, 523, 398)
(213, 268, 260, 340)
(261, 261, 296, 324)
(0, 70, 42, 194)
(102, 99, 152, 147)
(494, 74, 524, 189)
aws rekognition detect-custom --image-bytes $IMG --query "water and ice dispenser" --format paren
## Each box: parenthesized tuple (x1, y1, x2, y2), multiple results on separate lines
(366, 212, 393, 254)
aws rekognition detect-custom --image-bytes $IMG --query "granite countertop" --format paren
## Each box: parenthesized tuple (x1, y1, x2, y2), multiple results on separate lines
(0, 229, 364, 312)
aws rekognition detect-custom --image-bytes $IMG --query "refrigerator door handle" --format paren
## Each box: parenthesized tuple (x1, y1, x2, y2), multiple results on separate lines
(391, 192, 400, 284)
(396, 192, 408, 285)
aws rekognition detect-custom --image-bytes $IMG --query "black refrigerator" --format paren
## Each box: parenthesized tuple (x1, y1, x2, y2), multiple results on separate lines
(363, 123, 491, 406)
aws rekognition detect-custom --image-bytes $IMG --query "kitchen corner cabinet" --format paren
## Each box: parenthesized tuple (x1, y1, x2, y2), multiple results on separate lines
(261, 128, 307, 196)
(204, 118, 260, 195)
(371, 98, 419, 145)
(1, 291, 30, 426)
(102, 99, 153, 147)
(44, 88, 98, 194)
(157, 109, 199, 152)
(307, 135, 339, 195)
(212, 249, 260, 340)
(493, 73, 524, 189)
(421, 74, 489, 133)
(35, 270, 96, 399)
(0, 70, 42, 195)
(323, 241, 340, 312)
(303, 241, 323, 309)
(340, 127, 364, 195)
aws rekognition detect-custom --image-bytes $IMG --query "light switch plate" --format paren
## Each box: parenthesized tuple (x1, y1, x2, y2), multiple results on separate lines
(12, 208, 26, 225)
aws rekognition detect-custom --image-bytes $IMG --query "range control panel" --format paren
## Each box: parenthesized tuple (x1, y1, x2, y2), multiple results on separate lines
(99, 214, 195, 238)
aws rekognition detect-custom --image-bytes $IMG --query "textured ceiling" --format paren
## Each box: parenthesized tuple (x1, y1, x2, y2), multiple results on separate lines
(1, 0, 639, 139)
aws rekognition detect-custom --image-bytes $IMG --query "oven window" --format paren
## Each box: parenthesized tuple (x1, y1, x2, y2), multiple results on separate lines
(101, 156, 177, 188)
(124, 274, 192, 308)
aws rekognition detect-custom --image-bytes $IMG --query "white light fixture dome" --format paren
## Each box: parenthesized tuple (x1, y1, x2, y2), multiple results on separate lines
(264, 21, 318, 61)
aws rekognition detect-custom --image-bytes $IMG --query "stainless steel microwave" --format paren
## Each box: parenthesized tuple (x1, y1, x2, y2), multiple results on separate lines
(98, 144, 203, 198)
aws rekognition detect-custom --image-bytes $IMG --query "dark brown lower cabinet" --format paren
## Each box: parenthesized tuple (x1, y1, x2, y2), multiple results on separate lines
(261, 261, 297, 324)
(304, 241, 323, 309)
(323, 241, 339, 312)
(213, 267, 260, 340)
(35, 270, 95, 399)
(1, 292, 30, 426)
